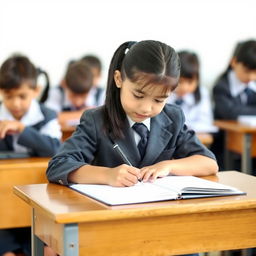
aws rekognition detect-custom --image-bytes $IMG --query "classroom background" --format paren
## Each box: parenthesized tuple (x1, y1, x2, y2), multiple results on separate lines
(0, 0, 255, 89)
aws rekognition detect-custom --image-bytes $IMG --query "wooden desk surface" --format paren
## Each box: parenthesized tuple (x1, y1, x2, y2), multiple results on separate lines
(0, 157, 49, 229)
(0, 157, 50, 169)
(215, 120, 256, 157)
(14, 171, 256, 255)
(215, 120, 256, 133)
(196, 133, 213, 146)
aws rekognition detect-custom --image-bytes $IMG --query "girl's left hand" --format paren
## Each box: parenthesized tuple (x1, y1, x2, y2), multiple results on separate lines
(140, 161, 172, 182)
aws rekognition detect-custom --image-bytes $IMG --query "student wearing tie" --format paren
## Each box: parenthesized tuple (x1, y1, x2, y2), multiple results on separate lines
(47, 40, 218, 256)
(47, 39, 217, 189)
(167, 50, 217, 133)
(211, 39, 256, 170)
(0, 55, 61, 256)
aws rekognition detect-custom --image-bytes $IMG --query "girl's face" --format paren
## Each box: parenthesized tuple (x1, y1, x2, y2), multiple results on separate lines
(114, 71, 170, 122)
(175, 77, 198, 97)
(0, 83, 39, 120)
(231, 59, 256, 83)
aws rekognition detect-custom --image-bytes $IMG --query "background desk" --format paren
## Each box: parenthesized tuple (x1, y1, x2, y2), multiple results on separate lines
(214, 120, 256, 174)
(0, 157, 49, 229)
(14, 171, 256, 256)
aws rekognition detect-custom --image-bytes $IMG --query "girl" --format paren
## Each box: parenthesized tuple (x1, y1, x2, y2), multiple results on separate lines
(211, 40, 256, 170)
(167, 50, 217, 133)
(46, 40, 218, 188)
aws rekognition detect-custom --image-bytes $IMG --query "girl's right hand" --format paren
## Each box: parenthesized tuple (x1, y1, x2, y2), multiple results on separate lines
(107, 164, 141, 187)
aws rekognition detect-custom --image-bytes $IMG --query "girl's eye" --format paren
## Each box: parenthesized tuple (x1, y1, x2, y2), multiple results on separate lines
(133, 94, 143, 99)
(155, 99, 164, 103)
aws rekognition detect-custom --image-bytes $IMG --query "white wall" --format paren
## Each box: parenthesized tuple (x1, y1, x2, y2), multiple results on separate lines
(0, 0, 256, 89)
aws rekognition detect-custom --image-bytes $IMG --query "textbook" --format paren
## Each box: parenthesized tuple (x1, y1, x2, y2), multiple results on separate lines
(70, 176, 246, 206)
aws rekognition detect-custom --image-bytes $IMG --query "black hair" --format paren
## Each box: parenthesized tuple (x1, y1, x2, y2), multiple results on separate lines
(81, 55, 102, 73)
(38, 67, 51, 103)
(234, 40, 256, 70)
(0, 54, 37, 90)
(178, 50, 201, 103)
(64, 61, 93, 94)
(103, 40, 180, 138)
(221, 39, 256, 78)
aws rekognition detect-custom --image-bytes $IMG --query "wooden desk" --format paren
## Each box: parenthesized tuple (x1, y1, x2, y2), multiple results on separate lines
(58, 111, 82, 141)
(197, 133, 213, 146)
(14, 171, 256, 256)
(215, 120, 256, 174)
(0, 157, 49, 229)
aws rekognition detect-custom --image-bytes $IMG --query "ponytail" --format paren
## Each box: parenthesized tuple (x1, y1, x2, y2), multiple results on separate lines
(104, 41, 136, 138)
(37, 68, 50, 103)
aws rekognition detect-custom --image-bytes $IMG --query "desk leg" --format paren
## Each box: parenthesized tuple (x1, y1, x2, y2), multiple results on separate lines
(32, 208, 44, 256)
(224, 132, 232, 170)
(63, 223, 79, 256)
(242, 134, 252, 174)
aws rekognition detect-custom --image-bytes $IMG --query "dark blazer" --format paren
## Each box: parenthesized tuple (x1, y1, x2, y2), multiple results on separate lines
(213, 72, 256, 120)
(46, 104, 216, 185)
(0, 104, 61, 157)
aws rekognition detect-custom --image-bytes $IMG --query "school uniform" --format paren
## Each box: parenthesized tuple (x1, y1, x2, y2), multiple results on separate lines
(0, 100, 62, 255)
(211, 70, 256, 170)
(46, 104, 215, 185)
(213, 70, 256, 120)
(0, 99, 62, 156)
(167, 87, 217, 133)
(45, 85, 105, 112)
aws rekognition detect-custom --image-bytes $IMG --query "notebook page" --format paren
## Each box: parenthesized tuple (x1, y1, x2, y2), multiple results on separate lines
(71, 181, 179, 205)
(153, 176, 242, 193)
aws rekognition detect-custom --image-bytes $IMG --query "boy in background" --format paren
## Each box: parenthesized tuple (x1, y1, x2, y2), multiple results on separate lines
(45, 60, 93, 112)
(0, 54, 61, 256)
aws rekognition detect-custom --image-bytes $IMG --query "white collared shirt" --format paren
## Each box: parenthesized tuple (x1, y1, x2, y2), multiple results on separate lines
(127, 116, 150, 145)
(0, 100, 61, 153)
(167, 87, 218, 133)
(229, 70, 256, 104)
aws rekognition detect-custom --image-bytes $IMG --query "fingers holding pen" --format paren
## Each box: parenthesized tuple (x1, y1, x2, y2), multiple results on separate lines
(109, 164, 141, 187)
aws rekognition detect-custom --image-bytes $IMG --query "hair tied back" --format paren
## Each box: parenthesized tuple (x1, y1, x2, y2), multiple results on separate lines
(125, 41, 137, 54)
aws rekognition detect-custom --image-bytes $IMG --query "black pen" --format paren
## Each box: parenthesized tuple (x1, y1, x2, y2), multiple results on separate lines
(113, 143, 142, 182)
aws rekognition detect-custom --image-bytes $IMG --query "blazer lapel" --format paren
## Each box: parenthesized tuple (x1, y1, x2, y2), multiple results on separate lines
(141, 111, 173, 167)
(110, 121, 141, 166)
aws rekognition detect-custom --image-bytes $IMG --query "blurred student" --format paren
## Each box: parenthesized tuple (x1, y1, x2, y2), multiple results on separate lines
(211, 39, 256, 170)
(0, 55, 61, 255)
(81, 54, 105, 106)
(45, 60, 93, 113)
(167, 50, 217, 133)
(213, 39, 256, 119)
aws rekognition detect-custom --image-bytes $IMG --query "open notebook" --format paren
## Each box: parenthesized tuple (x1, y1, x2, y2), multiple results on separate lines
(70, 176, 246, 206)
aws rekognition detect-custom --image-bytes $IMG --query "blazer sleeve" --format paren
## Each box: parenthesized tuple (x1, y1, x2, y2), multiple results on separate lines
(213, 76, 256, 119)
(18, 125, 61, 157)
(46, 109, 98, 185)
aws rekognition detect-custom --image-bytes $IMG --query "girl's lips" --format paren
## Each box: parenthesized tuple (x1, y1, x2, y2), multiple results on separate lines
(135, 113, 150, 119)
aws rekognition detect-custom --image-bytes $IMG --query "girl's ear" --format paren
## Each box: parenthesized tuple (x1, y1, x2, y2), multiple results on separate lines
(34, 86, 41, 98)
(230, 57, 238, 68)
(114, 70, 123, 88)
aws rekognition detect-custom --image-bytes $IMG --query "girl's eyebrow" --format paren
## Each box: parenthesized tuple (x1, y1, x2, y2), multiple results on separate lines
(134, 88, 169, 98)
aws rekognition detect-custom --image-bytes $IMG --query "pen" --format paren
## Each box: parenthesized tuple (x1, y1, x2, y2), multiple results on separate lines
(113, 143, 142, 182)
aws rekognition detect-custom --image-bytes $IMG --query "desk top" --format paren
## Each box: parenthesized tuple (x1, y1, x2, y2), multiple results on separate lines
(215, 120, 256, 133)
(14, 171, 256, 224)
(0, 157, 50, 169)
(196, 133, 213, 145)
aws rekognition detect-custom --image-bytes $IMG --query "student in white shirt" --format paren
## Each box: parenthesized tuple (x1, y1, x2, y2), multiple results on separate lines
(0, 54, 60, 256)
(167, 50, 217, 133)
